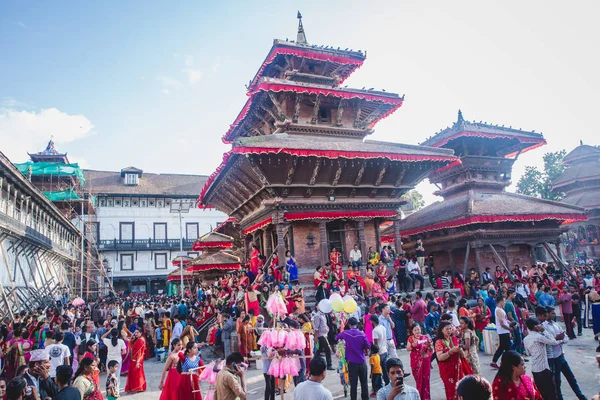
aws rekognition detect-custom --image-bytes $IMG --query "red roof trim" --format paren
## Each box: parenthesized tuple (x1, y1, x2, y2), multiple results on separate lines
(192, 241, 233, 251)
(198, 151, 232, 205)
(429, 131, 546, 156)
(243, 217, 273, 235)
(187, 263, 241, 272)
(248, 47, 364, 92)
(284, 210, 398, 221)
(233, 146, 456, 163)
(222, 83, 402, 143)
(167, 274, 196, 282)
(401, 213, 588, 237)
(430, 159, 462, 175)
(215, 217, 236, 233)
(171, 260, 191, 266)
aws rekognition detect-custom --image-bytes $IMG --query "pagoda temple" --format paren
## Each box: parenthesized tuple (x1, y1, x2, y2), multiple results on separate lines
(396, 111, 587, 276)
(552, 143, 600, 255)
(199, 14, 457, 271)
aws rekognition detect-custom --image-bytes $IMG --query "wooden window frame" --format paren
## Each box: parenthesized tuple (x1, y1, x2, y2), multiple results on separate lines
(119, 222, 135, 241)
(153, 222, 167, 241)
(155, 253, 168, 270)
(120, 254, 134, 271)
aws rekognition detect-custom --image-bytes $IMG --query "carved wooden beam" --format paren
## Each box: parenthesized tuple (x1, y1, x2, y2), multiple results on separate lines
(332, 165, 343, 186)
(310, 95, 322, 125)
(285, 156, 298, 186)
(359, 105, 385, 129)
(354, 161, 366, 186)
(298, 58, 306, 71)
(247, 155, 278, 197)
(283, 55, 292, 70)
(370, 189, 378, 198)
(251, 126, 265, 136)
(374, 162, 388, 186)
(268, 92, 286, 120)
(253, 110, 275, 133)
(334, 99, 346, 127)
(349, 188, 356, 198)
(394, 167, 407, 187)
(330, 63, 347, 77)
(322, 60, 329, 75)
(353, 103, 363, 128)
(304, 188, 313, 198)
(292, 93, 303, 123)
(221, 180, 248, 205)
(309, 159, 322, 185)
(230, 166, 262, 193)
(259, 103, 282, 123)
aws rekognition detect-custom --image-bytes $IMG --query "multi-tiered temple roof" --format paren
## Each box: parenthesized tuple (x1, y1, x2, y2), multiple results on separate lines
(553, 144, 600, 226)
(199, 14, 458, 267)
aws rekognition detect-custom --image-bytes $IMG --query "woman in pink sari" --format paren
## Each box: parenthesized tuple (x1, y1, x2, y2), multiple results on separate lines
(370, 277, 387, 302)
(407, 324, 432, 400)
(5, 326, 29, 380)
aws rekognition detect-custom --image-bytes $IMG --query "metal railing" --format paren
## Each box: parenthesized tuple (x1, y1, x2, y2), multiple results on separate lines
(98, 238, 196, 251)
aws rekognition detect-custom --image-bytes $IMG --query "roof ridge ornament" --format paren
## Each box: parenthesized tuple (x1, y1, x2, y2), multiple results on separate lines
(456, 109, 465, 126)
(297, 11, 308, 45)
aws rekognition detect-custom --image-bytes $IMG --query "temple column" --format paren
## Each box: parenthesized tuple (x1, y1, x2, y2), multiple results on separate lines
(357, 220, 367, 264)
(447, 250, 455, 277)
(276, 224, 286, 268)
(529, 245, 536, 266)
(474, 247, 482, 276)
(264, 227, 273, 258)
(319, 221, 328, 266)
(393, 219, 403, 256)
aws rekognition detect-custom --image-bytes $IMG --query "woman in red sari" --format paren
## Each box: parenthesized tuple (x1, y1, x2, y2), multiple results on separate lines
(406, 324, 432, 400)
(375, 262, 387, 285)
(435, 321, 472, 400)
(453, 273, 466, 297)
(282, 283, 295, 314)
(492, 351, 542, 400)
(125, 329, 147, 393)
(314, 266, 328, 288)
(370, 277, 387, 302)
(329, 247, 342, 268)
(250, 244, 261, 276)
(158, 338, 182, 399)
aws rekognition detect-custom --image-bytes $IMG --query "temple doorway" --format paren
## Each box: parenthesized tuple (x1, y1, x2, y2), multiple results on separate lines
(326, 220, 346, 264)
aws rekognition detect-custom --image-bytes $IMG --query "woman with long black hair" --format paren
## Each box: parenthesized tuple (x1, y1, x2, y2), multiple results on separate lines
(102, 328, 127, 389)
(492, 350, 542, 400)
(158, 338, 183, 399)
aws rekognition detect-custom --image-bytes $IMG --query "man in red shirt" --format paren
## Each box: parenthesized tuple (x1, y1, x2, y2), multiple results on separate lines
(558, 286, 575, 339)
(411, 291, 426, 330)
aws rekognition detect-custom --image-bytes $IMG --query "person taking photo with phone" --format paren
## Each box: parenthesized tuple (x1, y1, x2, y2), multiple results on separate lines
(215, 352, 247, 400)
(376, 358, 420, 400)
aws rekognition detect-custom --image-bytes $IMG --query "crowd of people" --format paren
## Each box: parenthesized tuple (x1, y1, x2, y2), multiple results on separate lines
(0, 236, 598, 400)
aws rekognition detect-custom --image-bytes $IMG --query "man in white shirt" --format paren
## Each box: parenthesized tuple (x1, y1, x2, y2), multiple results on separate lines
(407, 257, 424, 291)
(491, 296, 513, 369)
(445, 298, 460, 327)
(349, 245, 363, 268)
(46, 332, 71, 378)
(294, 357, 333, 400)
(370, 315, 390, 386)
(542, 307, 586, 400)
(172, 315, 183, 340)
(523, 317, 559, 400)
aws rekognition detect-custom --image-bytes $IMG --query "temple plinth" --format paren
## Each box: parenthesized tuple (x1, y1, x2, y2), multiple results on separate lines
(199, 15, 457, 273)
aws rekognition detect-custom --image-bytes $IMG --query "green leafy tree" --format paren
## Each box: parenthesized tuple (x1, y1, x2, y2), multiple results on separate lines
(407, 190, 425, 210)
(516, 150, 567, 201)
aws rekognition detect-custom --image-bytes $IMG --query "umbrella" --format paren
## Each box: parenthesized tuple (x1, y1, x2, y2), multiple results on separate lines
(72, 297, 85, 306)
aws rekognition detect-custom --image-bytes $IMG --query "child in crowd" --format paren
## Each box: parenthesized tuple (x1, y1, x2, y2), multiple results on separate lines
(106, 360, 120, 400)
(155, 321, 163, 349)
(369, 343, 382, 397)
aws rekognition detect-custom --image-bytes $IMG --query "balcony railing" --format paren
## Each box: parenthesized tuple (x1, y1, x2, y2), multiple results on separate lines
(98, 238, 195, 251)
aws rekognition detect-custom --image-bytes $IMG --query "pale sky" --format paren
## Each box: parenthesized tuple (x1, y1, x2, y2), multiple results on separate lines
(1, 0, 598, 205)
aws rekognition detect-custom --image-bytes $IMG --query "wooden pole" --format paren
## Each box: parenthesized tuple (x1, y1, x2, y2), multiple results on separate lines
(462, 242, 471, 278)
(488, 244, 515, 282)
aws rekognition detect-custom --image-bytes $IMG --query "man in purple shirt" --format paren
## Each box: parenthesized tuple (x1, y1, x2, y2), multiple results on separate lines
(336, 317, 370, 400)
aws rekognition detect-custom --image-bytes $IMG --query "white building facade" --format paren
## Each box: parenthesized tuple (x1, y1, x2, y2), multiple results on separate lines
(84, 167, 226, 294)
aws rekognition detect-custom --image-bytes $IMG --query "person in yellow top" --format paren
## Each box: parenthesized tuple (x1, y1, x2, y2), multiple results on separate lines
(369, 344, 383, 397)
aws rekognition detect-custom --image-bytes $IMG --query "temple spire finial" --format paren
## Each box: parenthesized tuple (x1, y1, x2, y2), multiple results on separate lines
(456, 109, 465, 125)
(296, 11, 307, 44)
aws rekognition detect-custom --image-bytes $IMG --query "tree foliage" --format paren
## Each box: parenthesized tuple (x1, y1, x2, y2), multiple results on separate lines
(407, 190, 425, 211)
(516, 150, 567, 201)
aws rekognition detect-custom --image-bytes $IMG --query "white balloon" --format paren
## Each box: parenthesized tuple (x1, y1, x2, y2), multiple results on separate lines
(318, 299, 333, 313)
(342, 295, 353, 303)
(329, 293, 342, 303)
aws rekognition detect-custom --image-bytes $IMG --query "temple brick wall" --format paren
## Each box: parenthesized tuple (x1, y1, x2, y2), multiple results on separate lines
(364, 221, 378, 252)
(291, 221, 322, 269)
